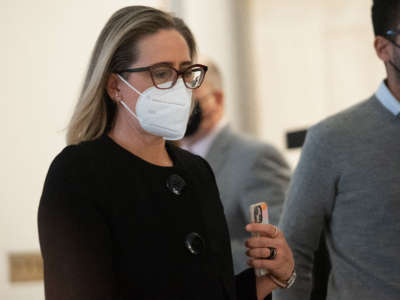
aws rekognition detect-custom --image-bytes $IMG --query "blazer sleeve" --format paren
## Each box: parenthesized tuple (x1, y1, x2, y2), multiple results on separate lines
(239, 144, 291, 226)
(38, 147, 116, 300)
(235, 268, 272, 300)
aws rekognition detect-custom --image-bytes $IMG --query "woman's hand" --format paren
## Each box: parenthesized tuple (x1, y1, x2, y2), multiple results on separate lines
(245, 223, 295, 299)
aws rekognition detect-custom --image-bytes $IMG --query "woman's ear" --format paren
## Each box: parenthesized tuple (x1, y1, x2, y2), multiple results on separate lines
(374, 36, 392, 63)
(106, 74, 121, 102)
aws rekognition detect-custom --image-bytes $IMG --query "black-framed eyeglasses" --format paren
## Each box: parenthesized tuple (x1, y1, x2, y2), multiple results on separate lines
(385, 30, 400, 48)
(117, 63, 208, 90)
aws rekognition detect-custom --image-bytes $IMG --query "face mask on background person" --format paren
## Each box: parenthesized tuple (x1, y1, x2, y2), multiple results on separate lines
(117, 74, 192, 140)
(184, 101, 203, 137)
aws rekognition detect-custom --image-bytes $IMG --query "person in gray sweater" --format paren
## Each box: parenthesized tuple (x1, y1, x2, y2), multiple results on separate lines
(274, 1, 400, 299)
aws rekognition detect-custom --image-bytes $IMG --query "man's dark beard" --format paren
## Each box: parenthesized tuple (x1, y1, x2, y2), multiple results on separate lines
(389, 58, 400, 81)
(388, 39, 400, 81)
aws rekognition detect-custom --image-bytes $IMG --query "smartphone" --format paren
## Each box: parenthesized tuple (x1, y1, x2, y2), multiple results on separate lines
(249, 202, 269, 277)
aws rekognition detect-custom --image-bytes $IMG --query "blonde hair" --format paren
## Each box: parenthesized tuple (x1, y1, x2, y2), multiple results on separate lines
(66, 6, 197, 145)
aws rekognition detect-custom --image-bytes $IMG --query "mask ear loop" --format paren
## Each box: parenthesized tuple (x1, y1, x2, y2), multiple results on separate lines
(116, 74, 142, 122)
(119, 100, 140, 121)
(117, 74, 143, 96)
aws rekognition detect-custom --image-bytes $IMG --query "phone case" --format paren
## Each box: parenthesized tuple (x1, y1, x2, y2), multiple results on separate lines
(249, 202, 269, 277)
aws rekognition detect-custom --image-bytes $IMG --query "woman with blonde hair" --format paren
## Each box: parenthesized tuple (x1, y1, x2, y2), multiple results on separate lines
(38, 6, 294, 300)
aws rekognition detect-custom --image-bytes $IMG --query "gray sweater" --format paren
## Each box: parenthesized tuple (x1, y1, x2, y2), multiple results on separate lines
(274, 96, 400, 300)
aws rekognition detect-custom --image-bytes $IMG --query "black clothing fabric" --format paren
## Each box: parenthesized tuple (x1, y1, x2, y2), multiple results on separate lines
(310, 233, 330, 300)
(38, 135, 264, 300)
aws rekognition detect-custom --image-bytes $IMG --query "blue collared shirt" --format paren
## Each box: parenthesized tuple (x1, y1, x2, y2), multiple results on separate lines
(375, 81, 400, 117)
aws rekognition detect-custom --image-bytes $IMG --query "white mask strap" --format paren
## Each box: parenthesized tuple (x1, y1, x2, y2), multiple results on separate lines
(116, 74, 142, 121)
(117, 74, 143, 96)
(120, 100, 140, 121)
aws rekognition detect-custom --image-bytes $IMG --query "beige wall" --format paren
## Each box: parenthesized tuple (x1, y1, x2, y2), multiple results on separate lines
(177, 0, 244, 130)
(0, 1, 164, 299)
(248, 0, 385, 167)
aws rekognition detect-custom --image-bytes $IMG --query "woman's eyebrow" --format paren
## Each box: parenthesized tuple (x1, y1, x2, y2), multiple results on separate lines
(180, 61, 192, 67)
(149, 61, 173, 67)
(148, 61, 192, 68)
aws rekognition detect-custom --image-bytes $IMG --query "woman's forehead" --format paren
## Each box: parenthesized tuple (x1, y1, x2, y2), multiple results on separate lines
(134, 29, 191, 67)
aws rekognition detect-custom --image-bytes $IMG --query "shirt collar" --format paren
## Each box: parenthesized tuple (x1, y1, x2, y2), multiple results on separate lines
(181, 119, 227, 158)
(375, 80, 400, 116)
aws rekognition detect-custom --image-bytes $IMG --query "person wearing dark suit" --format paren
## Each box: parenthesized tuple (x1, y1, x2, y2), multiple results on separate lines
(181, 59, 291, 275)
(38, 6, 295, 300)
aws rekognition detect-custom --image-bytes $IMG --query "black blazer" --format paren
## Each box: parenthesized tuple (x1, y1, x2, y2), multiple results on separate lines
(38, 135, 260, 300)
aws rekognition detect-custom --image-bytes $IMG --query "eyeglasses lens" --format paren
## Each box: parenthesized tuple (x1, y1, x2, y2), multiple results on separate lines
(151, 66, 176, 88)
(151, 65, 205, 89)
(184, 67, 204, 89)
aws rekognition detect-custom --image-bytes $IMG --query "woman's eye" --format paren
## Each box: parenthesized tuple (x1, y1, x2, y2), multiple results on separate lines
(153, 69, 171, 79)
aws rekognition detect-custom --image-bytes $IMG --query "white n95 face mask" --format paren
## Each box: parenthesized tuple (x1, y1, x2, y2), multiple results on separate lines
(117, 74, 192, 140)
